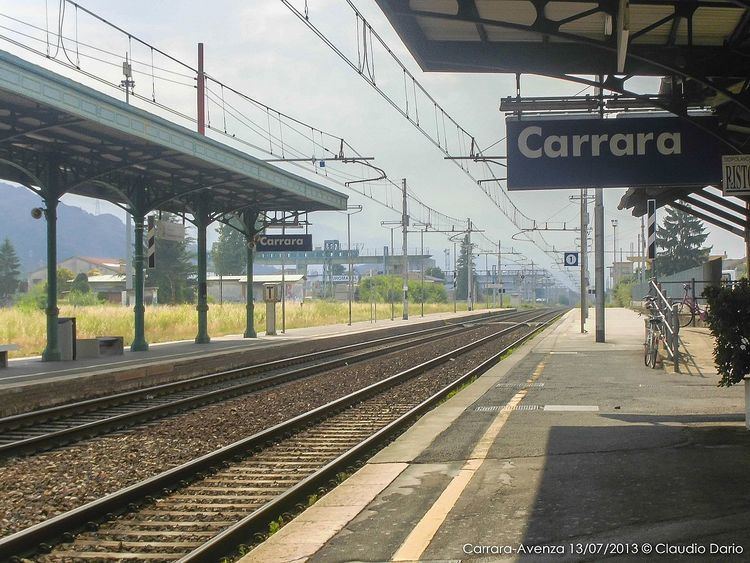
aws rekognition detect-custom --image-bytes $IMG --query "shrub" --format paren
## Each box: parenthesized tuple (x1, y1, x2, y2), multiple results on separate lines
(703, 279, 750, 387)
(16, 283, 47, 311)
(71, 273, 91, 294)
(68, 290, 103, 307)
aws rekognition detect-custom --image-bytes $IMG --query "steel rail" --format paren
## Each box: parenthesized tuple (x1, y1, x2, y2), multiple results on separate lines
(0, 310, 526, 458)
(184, 309, 565, 562)
(0, 309, 561, 560)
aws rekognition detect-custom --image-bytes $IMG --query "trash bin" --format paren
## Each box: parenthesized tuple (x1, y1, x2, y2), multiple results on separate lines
(58, 317, 76, 361)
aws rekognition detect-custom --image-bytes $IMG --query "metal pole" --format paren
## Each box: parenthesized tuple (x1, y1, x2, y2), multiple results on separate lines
(467, 218, 473, 311)
(42, 187, 61, 361)
(281, 226, 286, 334)
(745, 201, 750, 280)
(197, 43, 205, 135)
(453, 241, 457, 313)
(580, 188, 587, 333)
(595, 187, 605, 343)
(348, 213, 352, 325)
(420, 229, 424, 317)
(125, 214, 132, 306)
(402, 179, 409, 320)
(390, 228, 394, 276)
(640, 215, 646, 283)
(498, 240, 503, 308)
(195, 203, 210, 344)
(244, 211, 257, 338)
(131, 211, 148, 351)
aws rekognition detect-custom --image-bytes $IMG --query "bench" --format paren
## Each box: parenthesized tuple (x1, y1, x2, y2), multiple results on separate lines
(0, 344, 19, 368)
(75, 336, 124, 360)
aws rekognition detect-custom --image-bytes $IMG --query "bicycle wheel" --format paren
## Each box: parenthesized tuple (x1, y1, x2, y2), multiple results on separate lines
(644, 331, 652, 366)
(648, 341, 659, 368)
(677, 301, 695, 328)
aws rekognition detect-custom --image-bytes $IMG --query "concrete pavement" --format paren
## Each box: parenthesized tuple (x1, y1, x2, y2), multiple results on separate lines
(245, 308, 749, 562)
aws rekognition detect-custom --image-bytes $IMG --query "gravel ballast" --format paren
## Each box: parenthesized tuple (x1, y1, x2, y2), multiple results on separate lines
(0, 321, 529, 538)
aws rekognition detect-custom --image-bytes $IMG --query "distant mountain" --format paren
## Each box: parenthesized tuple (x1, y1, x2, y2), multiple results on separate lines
(0, 183, 126, 274)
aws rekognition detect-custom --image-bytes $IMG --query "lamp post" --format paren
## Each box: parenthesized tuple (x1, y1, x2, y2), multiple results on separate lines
(345, 205, 363, 325)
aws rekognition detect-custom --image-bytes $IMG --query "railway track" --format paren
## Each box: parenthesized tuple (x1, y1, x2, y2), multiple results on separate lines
(0, 308, 564, 562)
(0, 309, 531, 459)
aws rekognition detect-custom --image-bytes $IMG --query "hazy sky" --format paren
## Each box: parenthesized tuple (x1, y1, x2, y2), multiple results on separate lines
(1, 0, 744, 283)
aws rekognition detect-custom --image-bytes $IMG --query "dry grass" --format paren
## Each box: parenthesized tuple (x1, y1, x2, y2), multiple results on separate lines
(0, 301, 478, 358)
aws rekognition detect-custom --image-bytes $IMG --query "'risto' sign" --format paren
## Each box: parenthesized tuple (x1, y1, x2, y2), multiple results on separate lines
(506, 116, 725, 190)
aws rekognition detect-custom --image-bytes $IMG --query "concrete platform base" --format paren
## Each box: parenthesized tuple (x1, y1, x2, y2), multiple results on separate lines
(244, 308, 748, 563)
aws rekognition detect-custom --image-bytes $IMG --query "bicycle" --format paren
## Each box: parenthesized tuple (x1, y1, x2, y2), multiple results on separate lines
(676, 283, 708, 328)
(643, 295, 663, 369)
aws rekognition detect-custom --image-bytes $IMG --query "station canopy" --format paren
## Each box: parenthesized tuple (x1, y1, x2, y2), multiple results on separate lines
(376, 0, 750, 234)
(0, 49, 347, 216)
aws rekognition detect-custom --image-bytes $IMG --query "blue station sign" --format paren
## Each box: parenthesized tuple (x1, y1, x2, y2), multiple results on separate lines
(506, 116, 725, 190)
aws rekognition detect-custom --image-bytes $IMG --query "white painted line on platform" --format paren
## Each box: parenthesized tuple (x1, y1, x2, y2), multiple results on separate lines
(549, 351, 579, 354)
(544, 405, 599, 412)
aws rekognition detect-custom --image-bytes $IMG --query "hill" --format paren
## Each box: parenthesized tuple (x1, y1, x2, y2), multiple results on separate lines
(0, 183, 126, 275)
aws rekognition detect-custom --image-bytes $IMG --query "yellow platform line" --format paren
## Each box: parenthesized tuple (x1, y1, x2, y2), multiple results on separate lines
(391, 361, 546, 562)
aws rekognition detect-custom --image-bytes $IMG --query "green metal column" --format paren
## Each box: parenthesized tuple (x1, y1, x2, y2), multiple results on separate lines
(195, 204, 210, 344)
(243, 211, 258, 338)
(41, 190, 61, 362)
(131, 212, 149, 351)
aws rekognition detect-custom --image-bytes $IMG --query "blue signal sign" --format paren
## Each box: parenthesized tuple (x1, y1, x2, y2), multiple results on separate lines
(564, 252, 579, 267)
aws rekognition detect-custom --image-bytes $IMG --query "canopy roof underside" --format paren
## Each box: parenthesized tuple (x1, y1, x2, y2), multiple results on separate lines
(0, 50, 347, 215)
(377, 0, 750, 235)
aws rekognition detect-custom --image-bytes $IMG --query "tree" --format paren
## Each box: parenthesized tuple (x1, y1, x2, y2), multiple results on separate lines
(57, 267, 75, 296)
(145, 214, 196, 304)
(70, 272, 91, 294)
(0, 238, 21, 301)
(656, 206, 711, 276)
(454, 235, 477, 300)
(211, 224, 246, 276)
(425, 266, 445, 280)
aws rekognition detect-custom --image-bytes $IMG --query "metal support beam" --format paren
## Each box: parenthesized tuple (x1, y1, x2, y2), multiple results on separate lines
(595, 187, 605, 343)
(195, 198, 211, 344)
(131, 208, 149, 352)
(243, 210, 259, 338)
(41, 162, 61, 362)
(671, 201, 745, 237)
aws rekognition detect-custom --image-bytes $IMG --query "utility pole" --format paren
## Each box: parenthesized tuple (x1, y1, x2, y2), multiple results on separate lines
(611, 219, 618, 291)
(420, 228, 425, 317)
(467, 218, 473, 311)
(401, 179, 409, 320)
(121, 56, 135, 307)
(497, 240, 502, 308)
(453, 240, 457, 313)
(595, 187, 605, 342)
(580, 188, 588, 333)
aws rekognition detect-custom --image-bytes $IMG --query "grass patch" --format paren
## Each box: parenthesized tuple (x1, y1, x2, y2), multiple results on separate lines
(0, 301, 487, 358)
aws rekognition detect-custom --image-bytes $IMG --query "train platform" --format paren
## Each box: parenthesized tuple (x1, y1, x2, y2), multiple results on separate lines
(0, 308, 503, 417)
(246, 307, 750, 562)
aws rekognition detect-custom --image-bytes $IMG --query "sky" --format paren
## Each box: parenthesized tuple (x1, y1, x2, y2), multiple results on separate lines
(0, 0, 745, 286)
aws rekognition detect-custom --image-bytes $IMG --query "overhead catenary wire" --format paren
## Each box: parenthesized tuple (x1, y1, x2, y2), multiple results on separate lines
(0, 0, 546, 275)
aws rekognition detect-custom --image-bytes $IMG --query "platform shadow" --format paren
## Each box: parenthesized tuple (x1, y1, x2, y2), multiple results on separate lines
(600, 413, 744, 425)
(519, 424, 750, 561)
